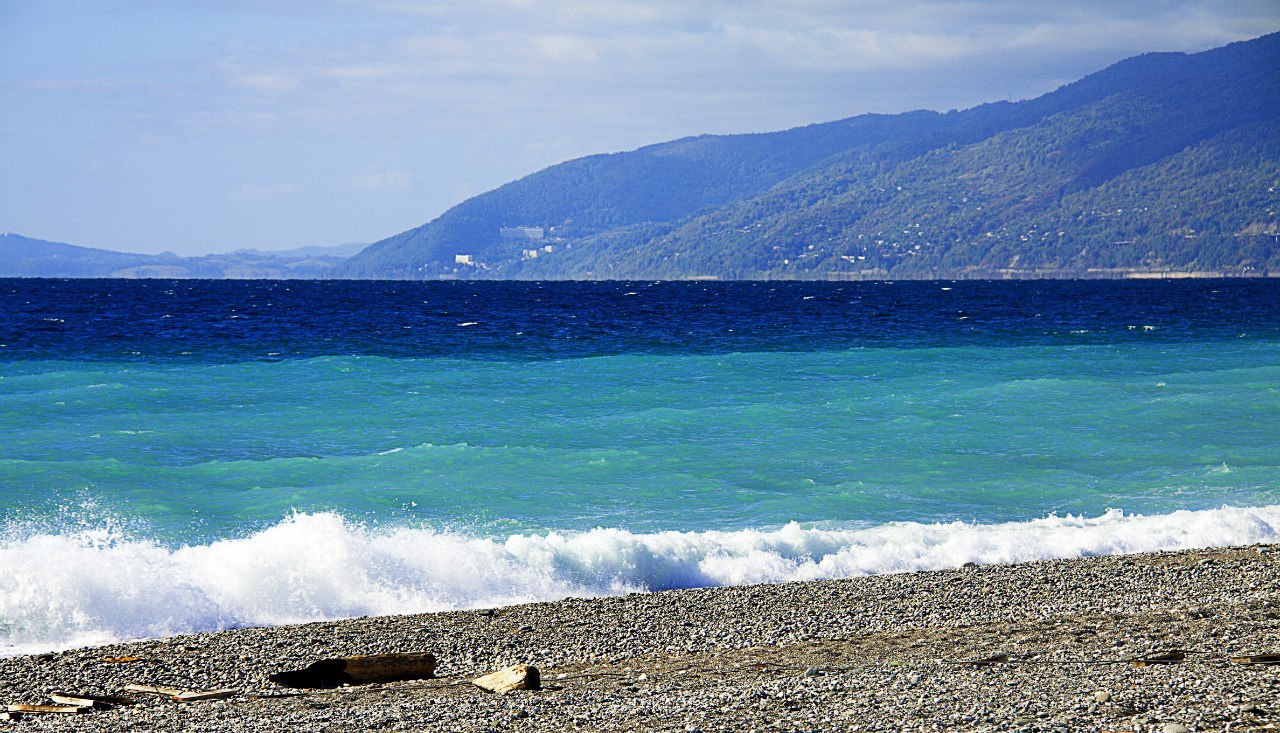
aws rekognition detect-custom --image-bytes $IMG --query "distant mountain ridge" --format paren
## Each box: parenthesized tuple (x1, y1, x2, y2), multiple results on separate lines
(0, 233, 354, 279)
(233, 242, 369, 259)
(338, 31, 1280, 280)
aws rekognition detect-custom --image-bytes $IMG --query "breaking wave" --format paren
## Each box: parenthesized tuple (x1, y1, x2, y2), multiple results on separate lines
(2, 505, 1278, 655)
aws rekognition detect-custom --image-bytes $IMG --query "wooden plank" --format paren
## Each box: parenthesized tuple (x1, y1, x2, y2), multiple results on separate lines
(1130, 650, 1185, 667)
(124, 684, 187, 697)
(123, 684, 237, 701)
(472, 664, 541, 694)
(5, 704, 90, 715)
(269, 652, 437, 689)
(1230, 653, 1280, 665)
(962, 653, 1009, 666)
(48, 692, 135, 708)
(101, 655, 144, 663)
(175, 689, 237, 702)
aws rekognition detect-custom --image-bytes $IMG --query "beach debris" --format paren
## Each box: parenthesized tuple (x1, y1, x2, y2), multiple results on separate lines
(5, 704, 92, 715)
(124, 684, 186, 697)
(1129, 650, 1185, 667)
(102, 655, 144, 663)
(174, 689, 237, 702)
(961, 652, 1010, 666)
(124, 684, 237, 702)
(472, 664, 541, 694)
(269, 652, 437, 689)
(1230, 653, 1280, 665)
(48, 692, 135, 709)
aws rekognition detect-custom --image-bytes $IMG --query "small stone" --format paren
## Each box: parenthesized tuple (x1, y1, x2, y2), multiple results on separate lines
(1238, 703, 1259, 713)
(1162, 724, 1190, 733)
(1093, 691, 1112, 703)
(803, 667, 822, 677)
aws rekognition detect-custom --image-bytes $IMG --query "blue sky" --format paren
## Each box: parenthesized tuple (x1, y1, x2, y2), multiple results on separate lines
(1, 1, 1276, 255)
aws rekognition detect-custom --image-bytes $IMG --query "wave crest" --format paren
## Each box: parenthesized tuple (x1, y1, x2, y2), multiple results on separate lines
(2, 505, 1278, 655)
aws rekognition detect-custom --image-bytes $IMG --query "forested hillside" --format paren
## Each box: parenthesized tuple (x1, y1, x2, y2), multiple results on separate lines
(338, 32, 1280, 280)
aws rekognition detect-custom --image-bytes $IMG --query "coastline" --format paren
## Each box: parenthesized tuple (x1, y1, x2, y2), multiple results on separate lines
(2, 544, 1276, 732)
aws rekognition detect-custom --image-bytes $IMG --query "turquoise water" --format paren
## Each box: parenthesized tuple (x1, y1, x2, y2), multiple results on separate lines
(1, 279, 1277, 653)
(5, 341, 1277, 538)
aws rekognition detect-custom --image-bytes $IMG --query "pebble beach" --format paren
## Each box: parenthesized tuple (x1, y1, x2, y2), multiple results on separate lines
(2, 544, 1277, 732)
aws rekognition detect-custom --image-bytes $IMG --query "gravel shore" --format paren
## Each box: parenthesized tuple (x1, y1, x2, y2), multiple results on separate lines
(2, 544, 1277, 732)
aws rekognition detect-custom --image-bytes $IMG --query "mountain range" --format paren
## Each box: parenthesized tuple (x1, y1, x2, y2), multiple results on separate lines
(0, 233, 359, 279)
(8, 33, 1278, 281)
(337, 31, 1280, 280)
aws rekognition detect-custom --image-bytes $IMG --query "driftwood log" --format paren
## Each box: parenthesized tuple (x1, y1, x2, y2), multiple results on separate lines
(5, 704, 90, 715)
(123, 684, 187, 697)
(174, 689, 236, 702)
(471, 664, 540, 694)
(123, 684, 236, 701)
(49, 692, 134, 708)
(270, 652, 438, 688)
(961, 653, 1010, 666)
(1231, 653, 1280, 665)
(1129, 650, 1185, 667)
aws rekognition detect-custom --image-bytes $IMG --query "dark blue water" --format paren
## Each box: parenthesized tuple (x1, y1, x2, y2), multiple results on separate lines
(3, 279, 1277, 363)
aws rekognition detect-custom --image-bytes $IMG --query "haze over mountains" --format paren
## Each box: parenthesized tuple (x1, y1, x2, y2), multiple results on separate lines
(7, 32, 1278, 281)
(338, 31, 1279, 280)
(0, 233, 358, 279)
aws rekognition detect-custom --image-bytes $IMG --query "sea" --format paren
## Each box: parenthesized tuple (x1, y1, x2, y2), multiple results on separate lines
(1, 278, 1277, 655)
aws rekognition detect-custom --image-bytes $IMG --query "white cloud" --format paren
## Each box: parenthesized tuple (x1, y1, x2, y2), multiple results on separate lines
(530, 34, 600, 64)
(5, 0, 1276, 254)
(105, 0, 1272, 144)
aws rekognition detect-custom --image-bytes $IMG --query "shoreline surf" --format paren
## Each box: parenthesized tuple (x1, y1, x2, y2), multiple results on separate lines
(4, 504, 1278, 656)
(1, 542, 1275, 731)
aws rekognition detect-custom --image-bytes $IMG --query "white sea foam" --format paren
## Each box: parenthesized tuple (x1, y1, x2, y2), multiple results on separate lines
(2, 505, 1278, 655)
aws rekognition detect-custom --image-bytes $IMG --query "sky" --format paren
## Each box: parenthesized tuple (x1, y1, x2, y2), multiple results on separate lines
(1, 1, 1276, 255)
